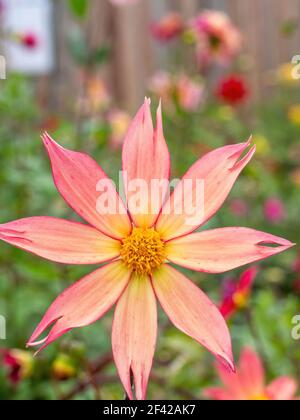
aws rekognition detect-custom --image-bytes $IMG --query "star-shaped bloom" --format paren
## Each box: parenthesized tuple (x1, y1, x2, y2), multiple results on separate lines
(0, 99, 293, 399)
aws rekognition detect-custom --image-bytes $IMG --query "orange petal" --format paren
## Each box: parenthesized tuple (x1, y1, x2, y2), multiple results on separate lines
(0, 217, 120, 264)
(43, 133, 131, 239)
(122, 99, 170, 228)
(166, 227, 294, 273)
(112, 272, 157, 400)
(266, 377, 298, 400)
(156, 139, 255, 240)
(152, 264, 234, 371)
(27, 261, 130, 351)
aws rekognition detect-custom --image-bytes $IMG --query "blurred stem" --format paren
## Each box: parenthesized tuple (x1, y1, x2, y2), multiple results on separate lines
(61, 352, 113, 400)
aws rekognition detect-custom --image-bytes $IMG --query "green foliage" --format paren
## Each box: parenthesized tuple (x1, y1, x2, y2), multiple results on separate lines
(68, 0, 88, 19)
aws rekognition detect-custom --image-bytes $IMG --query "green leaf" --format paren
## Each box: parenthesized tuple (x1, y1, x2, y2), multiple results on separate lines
(68, 0, 88, 19)
(90, 45, 111, 66)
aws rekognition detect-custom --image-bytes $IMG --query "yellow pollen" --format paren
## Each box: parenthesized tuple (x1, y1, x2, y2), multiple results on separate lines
(120, 227, 166, 275)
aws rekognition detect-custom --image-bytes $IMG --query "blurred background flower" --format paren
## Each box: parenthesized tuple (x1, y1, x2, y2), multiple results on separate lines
(151, 12, 184, 42)
(190, 10, 242, 66)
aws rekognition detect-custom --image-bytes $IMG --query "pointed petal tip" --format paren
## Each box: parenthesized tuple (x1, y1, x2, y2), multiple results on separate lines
(230, 144, 256, 172)
(217, 351, 235, 373)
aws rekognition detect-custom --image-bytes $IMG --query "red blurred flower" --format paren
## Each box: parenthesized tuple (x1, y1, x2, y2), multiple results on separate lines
(41, 116, 61, 132)
(2, 349, 33, 385)
(293, 254, 300, 272)
(220, 266, 258, 319)
(217, 75, 249, 105)
(294, 278, 300, 293)
(21, 33, 38, 49)
(151, 12, 184, 42)
(264, 198, 285, 224)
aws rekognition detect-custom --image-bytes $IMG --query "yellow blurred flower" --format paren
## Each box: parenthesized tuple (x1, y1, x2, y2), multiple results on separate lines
(278, 63, 296, 84)
(108, 109, 131, 149)
(288, 105, 300, 125)
(252, 134, 270, 156)
(52, 354, 77, 380)
(87, 77, 111, 111)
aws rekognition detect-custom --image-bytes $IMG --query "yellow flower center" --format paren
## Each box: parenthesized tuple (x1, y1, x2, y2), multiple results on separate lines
(120, 227, 166, 275)
(250, 393, 270, 401)
(232, 291, 248, 309)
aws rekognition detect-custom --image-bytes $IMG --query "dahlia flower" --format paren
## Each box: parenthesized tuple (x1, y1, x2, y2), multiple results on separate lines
(264, 198, 285, 224)
(151, 12, 184, 42)
(217, 74, 249, 105)
(220, 267, 258, 319)
(204, 347, 298, 400)
(191, 10, 242, 66)
(0, 99, 293, 399)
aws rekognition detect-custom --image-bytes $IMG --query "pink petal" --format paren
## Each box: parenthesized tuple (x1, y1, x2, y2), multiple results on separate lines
(204, 387, 236, 400)
(112, 273, 157, 400)
(166, 227, 294, 273)
(43, 133, 131, 240)
(156, 139, 255, 240)
(214, 362, 247, 400)
(0, 217, 120, 264)
(152, 264, 234, 371)
(27, 261, 131, 351)
(266, 377, 298, 400)
(238, 348, 265, 397)
(122, 99, 170, 228)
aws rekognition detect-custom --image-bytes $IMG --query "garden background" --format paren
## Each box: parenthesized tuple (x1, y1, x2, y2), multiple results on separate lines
(0, 0, 300, 400)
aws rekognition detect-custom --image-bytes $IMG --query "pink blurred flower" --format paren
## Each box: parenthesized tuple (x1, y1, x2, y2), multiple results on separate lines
(204, 347, 298, 400)
(149, 72, 204, 112)
(151, 12, 184, 42)
(21, 33, 38, 49)
(229, 198, 248, 217)
(217, 74, 249, 105)
(107, 109, 131, 149)
(264, 198, 285, 224)
(177, 75, 204, 112)
(149, 71, 173, 107)
(293, 254, 300, 272)
(220, 267, 258, 319)
(191, 10, 242, 66)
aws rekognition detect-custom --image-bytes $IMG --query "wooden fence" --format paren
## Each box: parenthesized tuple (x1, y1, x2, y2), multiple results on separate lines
(4, 0, 300, 112)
